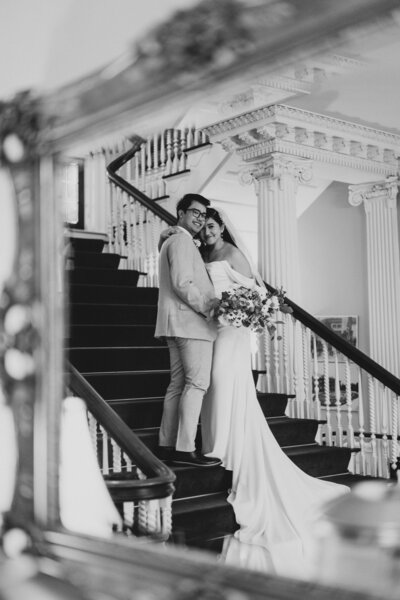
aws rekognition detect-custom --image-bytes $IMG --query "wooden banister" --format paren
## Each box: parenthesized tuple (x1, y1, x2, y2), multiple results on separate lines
(68, 363, 175, 500)
(265, 282, 400, 397)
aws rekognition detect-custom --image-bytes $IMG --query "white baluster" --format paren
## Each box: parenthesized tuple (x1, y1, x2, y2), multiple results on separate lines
(357, 367, 366, 475)
(140, 143, 146, 191)
(116, 187, 124, 258)
(344, 357, 355, 450)
(301, 325, 310, 418)
(159, 132, 166, 173)
(194, 127, 200, 146)
(381, 384, 390, 478)
(159, 496, 173, 537)
(179, 129, 187, 171)
(111, 439, 122, 473)
(368, 375, 378, 476)
(282, 312, 290, 395)
(312, 335, 322, 442)
(125, 193, 134, 270)
(104, 152, 113, 253)
(134, 153, 139, 187)
(391, 391, 399, 472)
(263, 328, 272, 393)
(185, 126, 193, 149)
(146, 137, 153, 197)
(123, 502, 135, 530)
(334, 350, 344, 446)
(292, 318, 300, 418)
(172, 129, 180, 173)
(323, 341, 332, 445)
(109, 183, 118, 255)
(165, 129, 173, 175)
(88, 413, 98, 453)
(272, 331, 280, 394)
(123, 452, 133, 474)
(100, 426, 109, 475)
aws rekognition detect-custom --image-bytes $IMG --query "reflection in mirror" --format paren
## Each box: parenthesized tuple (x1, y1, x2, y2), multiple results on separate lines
(3, 1, 400, 598)
(57, 4, 400, 596)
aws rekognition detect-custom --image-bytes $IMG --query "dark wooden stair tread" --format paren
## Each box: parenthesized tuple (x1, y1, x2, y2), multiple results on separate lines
(173, 492, 230, 515)
(283, 443, 357, 454)
(65, 233, 372, 550)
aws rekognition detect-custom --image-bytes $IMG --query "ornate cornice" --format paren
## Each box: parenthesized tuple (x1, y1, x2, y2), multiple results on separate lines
(348, 177, 398, 209)
(203, 104, 400, 176)
(240, 153, 313, 186)
(219, 54, 366, 115)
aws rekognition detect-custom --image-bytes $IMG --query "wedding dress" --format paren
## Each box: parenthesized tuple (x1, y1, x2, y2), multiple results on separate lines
(201, 260, 349, 572)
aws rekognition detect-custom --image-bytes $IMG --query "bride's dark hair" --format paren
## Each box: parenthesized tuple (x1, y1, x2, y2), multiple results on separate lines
(205, 207, 237, 247)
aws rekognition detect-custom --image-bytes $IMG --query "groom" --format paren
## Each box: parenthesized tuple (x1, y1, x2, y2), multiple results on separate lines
(155, 193, 221, 468)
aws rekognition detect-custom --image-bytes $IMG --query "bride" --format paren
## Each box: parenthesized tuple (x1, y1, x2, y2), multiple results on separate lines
(161, 207, 349, 566)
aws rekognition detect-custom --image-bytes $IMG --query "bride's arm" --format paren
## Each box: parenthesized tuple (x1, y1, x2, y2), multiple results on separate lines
(158, 226, 181, 251)
(227, 246, 253, 279)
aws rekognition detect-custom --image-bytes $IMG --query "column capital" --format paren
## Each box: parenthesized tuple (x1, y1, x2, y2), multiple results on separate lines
(348, 176, 398, 209)
(239, 153, 313, 187)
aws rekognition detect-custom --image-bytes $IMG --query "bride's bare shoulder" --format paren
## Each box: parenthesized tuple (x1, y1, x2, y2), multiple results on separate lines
(225, 244, 252, 278)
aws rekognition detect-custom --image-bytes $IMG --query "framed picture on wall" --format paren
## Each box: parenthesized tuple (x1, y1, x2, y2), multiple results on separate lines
(313, 315, 358, 361)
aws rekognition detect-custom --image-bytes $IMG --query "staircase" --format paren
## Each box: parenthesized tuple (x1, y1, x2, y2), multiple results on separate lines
(66, 231, 370, 551)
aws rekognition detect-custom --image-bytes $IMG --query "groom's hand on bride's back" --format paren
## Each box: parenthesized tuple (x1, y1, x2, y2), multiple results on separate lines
(158, 226, 181, 251)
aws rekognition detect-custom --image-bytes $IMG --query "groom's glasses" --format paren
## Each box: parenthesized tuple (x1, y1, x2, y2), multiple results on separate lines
(186, 208, 207, 220)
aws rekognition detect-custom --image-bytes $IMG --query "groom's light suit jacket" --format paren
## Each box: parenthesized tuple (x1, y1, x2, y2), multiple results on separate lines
(155, 230, 217, 341)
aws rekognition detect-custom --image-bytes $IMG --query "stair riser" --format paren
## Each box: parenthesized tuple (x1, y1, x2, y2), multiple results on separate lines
(70, 239, 105, 253)
(290, 449, 352, 477)
(69, 347, 170, 372)
(70, 305, 158, 325)
(138, 420, 318, 453)
(69, 269, 141, 286)
(68, 325, 163, 347)
(70, 285, 159, 305)
(86, 372, 170, 400)
(258, 395, 288, 418)
(173, 468, 232, 499)
(73, 253, 121, 269)
(111, 400, 163, 429)
(110, 396, 290, 429)
(173, 504, 236, 540)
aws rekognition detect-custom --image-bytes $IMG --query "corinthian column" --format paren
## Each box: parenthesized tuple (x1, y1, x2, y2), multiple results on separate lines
(349, 177, 400, 375)
(247, 153, 312, 299)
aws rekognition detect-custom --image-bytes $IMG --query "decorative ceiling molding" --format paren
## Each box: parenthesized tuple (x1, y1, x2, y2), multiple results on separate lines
(240, 153, 313, 186)
(203, 104, 400, 176)
(217, 53, 367, 115)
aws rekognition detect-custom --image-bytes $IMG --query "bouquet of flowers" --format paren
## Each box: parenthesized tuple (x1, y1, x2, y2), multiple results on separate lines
(214, 285, 292, 335)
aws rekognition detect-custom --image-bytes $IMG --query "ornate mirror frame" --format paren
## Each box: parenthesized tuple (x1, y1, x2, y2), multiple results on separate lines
(1, 1, 399, 597)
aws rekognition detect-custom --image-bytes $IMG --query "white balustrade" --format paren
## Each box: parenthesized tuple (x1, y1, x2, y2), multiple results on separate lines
(257, 310, 400, 478)
(86, 412, 172, 539)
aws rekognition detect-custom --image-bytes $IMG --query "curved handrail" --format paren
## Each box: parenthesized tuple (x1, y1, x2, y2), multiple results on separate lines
(68, 363, 175, 500)
(107, 138, 400, 398)
(106, 135, 176, 226)
(265, 282, 400, 397)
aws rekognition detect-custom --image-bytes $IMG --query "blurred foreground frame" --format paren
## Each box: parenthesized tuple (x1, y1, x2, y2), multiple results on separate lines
(0, 1, 399, 599)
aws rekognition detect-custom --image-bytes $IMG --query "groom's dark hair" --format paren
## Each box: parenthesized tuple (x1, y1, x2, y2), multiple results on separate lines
(176, 193, 210, 217)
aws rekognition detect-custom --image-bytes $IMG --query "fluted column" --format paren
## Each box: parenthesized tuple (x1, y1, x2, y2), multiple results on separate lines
(349, 177, 400, 375)
(246, 153, 312, 299)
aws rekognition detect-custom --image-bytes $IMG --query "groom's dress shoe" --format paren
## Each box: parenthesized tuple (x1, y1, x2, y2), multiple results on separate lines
(172, 451, 222, 468)
(198, 453, 222, 464)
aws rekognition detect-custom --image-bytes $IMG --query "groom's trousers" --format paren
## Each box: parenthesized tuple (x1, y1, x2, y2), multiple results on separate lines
(159, 337, 213, 452)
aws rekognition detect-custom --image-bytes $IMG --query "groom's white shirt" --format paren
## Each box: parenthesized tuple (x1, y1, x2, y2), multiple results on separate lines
(155, 228, 217, 341)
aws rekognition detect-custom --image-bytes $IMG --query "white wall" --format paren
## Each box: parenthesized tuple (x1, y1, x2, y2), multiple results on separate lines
(298, 181, 369, 354)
